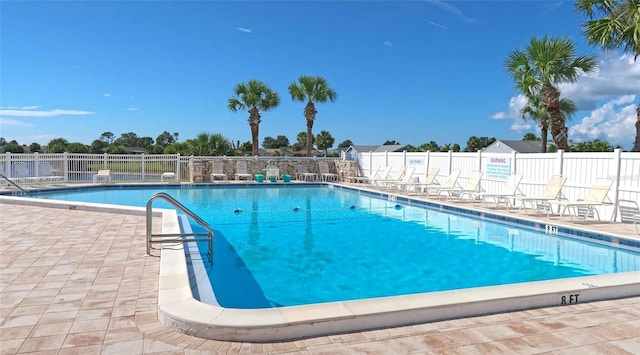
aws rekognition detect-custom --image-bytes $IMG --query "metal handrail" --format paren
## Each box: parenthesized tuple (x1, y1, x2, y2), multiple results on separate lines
(146, 192, 213, 262)
(0, 173, 27, 194)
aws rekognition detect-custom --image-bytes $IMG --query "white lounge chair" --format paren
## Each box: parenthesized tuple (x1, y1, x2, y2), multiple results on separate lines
(318, 161, 338, 182)
(38, 162, 64, 184)
(619, 199, 640, 235)
(552, 178, 613, 221)
(402, 168, 440, 194)
(375, 166, 407, 189)
(345, 166, 380, 184)
(383, 167, 416, 190)
(296, 165, 318, 182)
(234, 161, 252, 181)
(422, 169, 461, 196)
(440, 170, 484, 201)
(370, 166, 392, 186)
(93, 169, 112, 184)
(514, 175, 567, 215)
(264, 167, 280, 182)
(210, 161, 227, 182)
(471, 173, 523, 207)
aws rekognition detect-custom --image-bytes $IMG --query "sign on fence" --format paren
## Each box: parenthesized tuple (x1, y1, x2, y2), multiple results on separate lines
(485, 157, 511, 179)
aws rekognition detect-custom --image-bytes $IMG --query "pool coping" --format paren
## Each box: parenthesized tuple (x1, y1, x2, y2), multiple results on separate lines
(2, 187, 640, 342)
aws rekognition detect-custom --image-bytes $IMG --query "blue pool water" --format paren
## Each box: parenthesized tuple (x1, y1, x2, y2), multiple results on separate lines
(26, 185, 640, 309)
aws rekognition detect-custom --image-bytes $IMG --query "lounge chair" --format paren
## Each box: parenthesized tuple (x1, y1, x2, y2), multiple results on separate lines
(93, 169, 111, 184)
(210, 161, 228, 182)
(619, 199, 640, 235)
(471, 173, 523, 208)
(375, 166, 407, 188)
(383, 167, 416, 190)
(234, 161, 252, 181)
(264, 167, 280, 182)
(296, 165, 318, 182)
(318, 161, 338, 182)
(514, 175, 567, 215)
(552, 179, 613, 221)
(440, 170, 484, 201)
(422, 169, 461, 196)
(370, 166, 392, 186)
(345, 166, 380, 184)
(401, 168, 440, 194)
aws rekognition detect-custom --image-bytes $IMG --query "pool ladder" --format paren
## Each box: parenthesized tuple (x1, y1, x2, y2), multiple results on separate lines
(145, 192, 213, 263)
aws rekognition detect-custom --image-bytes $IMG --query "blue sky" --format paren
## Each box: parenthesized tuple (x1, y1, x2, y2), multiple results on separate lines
(1, 1, 639, 149)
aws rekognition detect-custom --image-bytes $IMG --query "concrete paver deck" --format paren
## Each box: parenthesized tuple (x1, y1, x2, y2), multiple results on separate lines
(1, 198, 639, 354)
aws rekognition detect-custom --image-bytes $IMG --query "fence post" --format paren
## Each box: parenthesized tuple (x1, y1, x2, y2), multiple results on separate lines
(385, 151, 389, 169)
(403, 150, 407, 168)
(63, 152, 69, 181)
(477, 150, 482, 172)
(610, 148, 622, 222)
(176, 153, 181, 181)
(426, 151, 431, 178)
(34, 152, 40, 177)
(5, 152, 11, 177)
(103, 153, 108, 169)
(368, 151, 372, 176)
(511, 151, 517, 174)
(556, 149, 564, 175)
(141, 154, 146, 182)
(448, 150, 453, 174)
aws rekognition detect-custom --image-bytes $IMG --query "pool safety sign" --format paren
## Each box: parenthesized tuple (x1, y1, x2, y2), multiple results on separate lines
(485, 157, 511, 180)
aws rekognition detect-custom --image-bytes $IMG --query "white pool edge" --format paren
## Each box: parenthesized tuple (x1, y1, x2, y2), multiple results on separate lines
(3, 194, 639, 343)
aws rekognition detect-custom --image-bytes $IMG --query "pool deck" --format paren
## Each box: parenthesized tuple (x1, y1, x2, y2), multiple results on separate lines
(1, 183, 640, 354)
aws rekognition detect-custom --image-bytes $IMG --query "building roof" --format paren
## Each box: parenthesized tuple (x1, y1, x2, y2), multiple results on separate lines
(347, 144, 410, 153)
(483, 140, 545, 153)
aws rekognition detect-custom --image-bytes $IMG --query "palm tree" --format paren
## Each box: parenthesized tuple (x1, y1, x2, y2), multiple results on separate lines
(575, 0, 640, 151)
(520, 93, 577, 152)
(288, 76, 337, 157)
(315, 130, 335, 156)
(504, 35, 597, 150)
(228, 80, 280, 156)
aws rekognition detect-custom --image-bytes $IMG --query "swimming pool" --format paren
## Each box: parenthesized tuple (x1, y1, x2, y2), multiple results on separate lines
(7, 183, 640, 341)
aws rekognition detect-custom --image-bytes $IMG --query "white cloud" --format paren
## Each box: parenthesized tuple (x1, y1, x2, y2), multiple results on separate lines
(0, 108, 94, 117)
(237, 27, 252, 33)
(126, 107, 140, 111)
(0, 118, 35, 127)
(103, 93, 111, 97)
(492, 53, 640, 147)
(569, 95, 637, 147)
(383, 40, 393, 47)
(425, 0, 475, 23)
(427, 20, 448, 29)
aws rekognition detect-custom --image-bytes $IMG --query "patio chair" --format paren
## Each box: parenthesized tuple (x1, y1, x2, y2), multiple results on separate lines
(514, 175, 567, 215)
(38, 162, 64, 184)
(264, 167, 280, 182)
(93, 169, 111, 184)
(471, 173, 523, 208)
(375, 166, 407, 188)
(210, 161, 227, 182)
(370, 166, 392, 186)
(551, 178, 613, 221)
(402, 168, 440, 194)
(440, 170, 484, 201)
(383, 167, 416, 190)
(344, 166, 380, 184)
(318, 161, 338, 182)
(422, 169, 461, 196)
(618, 199, 640, 235)
(234, 161, 252, 181)
(296, 165, 318, 182)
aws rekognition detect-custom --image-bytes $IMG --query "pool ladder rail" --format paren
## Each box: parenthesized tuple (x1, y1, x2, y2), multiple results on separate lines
(145, 192, 213, 263)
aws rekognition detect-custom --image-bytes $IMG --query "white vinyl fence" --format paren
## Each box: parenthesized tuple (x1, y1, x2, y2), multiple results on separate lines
(355, 149, 640, 222)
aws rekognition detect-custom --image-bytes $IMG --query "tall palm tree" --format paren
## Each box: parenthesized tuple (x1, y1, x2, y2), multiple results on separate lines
(315, 130, 335, 157)
(228, 80, 280, 156)
(505, 35, 597, 151)
(288, 75, 337, 157)
(520, 93, 577, 153)
(575, 0, 640, 151)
